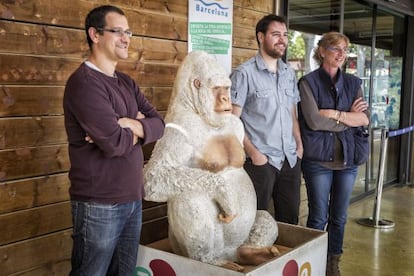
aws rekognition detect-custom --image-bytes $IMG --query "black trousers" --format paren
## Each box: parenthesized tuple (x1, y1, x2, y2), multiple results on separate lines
(244, 157, 302, 225)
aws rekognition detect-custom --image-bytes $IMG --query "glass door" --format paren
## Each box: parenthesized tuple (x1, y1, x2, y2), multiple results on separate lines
(288, 0, 406, 199)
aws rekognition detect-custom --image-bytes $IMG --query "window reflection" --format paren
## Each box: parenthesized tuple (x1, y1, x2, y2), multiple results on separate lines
(288, 0, 405, 197)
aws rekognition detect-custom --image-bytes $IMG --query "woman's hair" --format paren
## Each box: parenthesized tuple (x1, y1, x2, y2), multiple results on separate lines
(313, 32, 350, 65)
(85, 5, 125, 49)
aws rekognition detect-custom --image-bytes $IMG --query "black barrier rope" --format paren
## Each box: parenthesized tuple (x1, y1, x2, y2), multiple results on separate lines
(358, 125, 414, 229)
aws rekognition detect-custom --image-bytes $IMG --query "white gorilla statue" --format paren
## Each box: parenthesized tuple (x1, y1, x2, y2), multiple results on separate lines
(144, 51, 279, 271)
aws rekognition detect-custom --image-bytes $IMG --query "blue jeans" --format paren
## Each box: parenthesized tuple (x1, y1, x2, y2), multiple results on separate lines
(69, 200, 142, 276)
(302, 161, 357, 255)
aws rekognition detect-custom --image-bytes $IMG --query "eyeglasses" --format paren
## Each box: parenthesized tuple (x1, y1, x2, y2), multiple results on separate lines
(326, 46, 349, 54)
(97, 28, 133, 38)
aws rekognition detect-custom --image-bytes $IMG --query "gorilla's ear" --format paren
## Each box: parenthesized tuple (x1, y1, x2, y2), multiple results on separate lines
(193, 79, 201, 89)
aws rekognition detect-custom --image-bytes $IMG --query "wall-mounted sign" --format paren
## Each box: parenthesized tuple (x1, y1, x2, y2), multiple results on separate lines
(188, 0, 233, 74)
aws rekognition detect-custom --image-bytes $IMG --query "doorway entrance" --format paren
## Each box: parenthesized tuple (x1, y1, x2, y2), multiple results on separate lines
(288, 0, 406, 199)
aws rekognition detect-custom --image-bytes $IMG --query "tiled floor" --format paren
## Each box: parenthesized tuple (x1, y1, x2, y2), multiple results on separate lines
(340, 184, 414, 276)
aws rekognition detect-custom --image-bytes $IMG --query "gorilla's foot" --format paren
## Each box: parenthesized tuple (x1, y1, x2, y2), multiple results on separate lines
(237, 245, 280, 266)
(221, 261, 244, 272)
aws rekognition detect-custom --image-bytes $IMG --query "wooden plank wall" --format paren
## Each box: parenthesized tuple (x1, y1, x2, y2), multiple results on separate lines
(0, 0, 274, 274)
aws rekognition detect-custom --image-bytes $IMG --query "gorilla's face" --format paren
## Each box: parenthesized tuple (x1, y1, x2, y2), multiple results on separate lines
(208, 85, 232, 128)
(197, 76, 233, 128)
(212, 85, 232, 114)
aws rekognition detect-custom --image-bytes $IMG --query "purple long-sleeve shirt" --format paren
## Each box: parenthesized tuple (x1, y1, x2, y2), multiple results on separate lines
(63, 63, 164, 203)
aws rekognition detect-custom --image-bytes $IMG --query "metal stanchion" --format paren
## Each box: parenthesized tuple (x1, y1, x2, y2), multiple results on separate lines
(357, 128, 395, 229)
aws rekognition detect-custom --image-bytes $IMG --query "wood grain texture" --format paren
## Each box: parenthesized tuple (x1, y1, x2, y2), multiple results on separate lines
(0, 201, 72, 245)
(0, 86, 64, 117)
(0, 0, 276, 274)
(0, 173, 70, 214)
(0, 116, 67, 149)
(0, 145, 69, 182)
(0, 230, 72, 275)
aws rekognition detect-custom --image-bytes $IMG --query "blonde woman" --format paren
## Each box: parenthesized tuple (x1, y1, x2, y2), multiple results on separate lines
(298, 32, 369, 276)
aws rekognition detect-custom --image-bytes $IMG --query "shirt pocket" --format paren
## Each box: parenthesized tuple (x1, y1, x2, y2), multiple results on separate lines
(283, 88, 296, 97)
(252, 88, 273, 109)
(256, 88, 271, 98)
(284, 88, 296, 102)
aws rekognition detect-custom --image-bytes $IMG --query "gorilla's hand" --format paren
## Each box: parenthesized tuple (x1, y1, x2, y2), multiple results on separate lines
(211, 169, 240, 223)
(218, 213, 237, 223)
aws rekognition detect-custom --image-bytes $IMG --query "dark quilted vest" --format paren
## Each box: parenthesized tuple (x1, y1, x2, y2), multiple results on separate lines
(298, 67, 362, 166)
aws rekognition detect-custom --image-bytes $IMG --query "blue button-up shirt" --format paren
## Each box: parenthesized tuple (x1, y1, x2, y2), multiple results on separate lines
(230, 53, 299, 170)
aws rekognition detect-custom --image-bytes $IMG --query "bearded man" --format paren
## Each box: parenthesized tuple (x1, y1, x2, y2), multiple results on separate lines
(230, 15, 303, 225)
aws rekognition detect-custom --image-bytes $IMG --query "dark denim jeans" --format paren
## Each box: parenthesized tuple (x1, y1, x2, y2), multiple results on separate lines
(302, 160, 357, 255)
(244, 157, 302, 225)
(69, 200, 142, 276)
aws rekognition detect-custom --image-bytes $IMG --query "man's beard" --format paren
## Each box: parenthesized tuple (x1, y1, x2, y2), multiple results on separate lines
(263, 43, 286, 59)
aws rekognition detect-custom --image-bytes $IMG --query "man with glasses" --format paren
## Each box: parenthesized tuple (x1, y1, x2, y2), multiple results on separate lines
(63, 5, 164, 275)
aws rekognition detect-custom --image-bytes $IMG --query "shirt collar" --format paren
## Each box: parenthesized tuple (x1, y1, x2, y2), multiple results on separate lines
(254, 52, 288, 74)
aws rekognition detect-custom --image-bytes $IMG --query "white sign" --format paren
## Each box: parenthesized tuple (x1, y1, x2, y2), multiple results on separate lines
(188, 0, 233, 74)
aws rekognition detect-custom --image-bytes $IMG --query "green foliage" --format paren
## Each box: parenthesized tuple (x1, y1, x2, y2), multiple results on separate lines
(288, 31, 305, 59)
